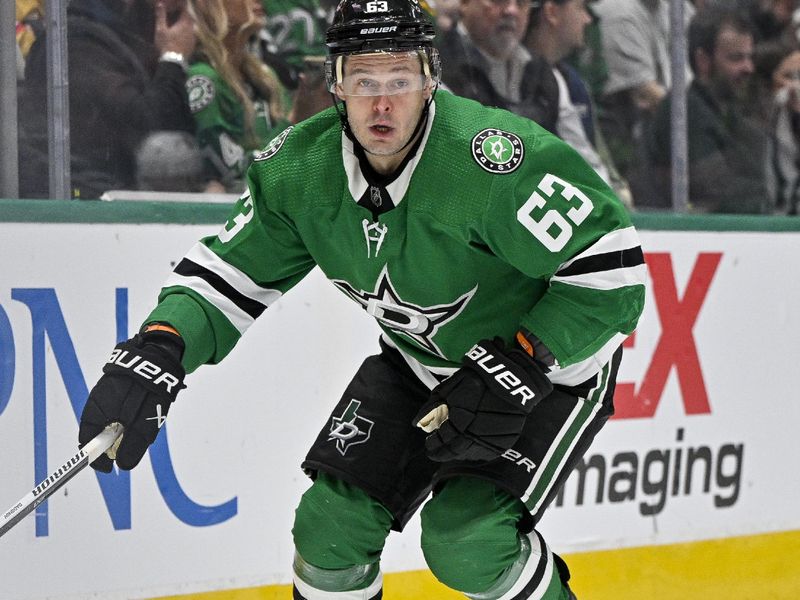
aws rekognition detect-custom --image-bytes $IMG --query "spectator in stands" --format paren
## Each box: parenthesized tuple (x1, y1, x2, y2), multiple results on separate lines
(187, 0, 292, 192)
(259, 0, 332, 90)
(754, 37, 800, 213)
(18, 0, 197, 199)
(647, 6, 767, 213)
(567, 0, 610, 101)
(432, 0, 462, 32)
(526, 0, 632, 206)
(592, 0, 693, 205)
(738, 0, 798, 45)
(436, 0, 560, 133)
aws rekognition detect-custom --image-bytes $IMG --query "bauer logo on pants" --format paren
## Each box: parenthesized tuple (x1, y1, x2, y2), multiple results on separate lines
(328, 399, 374, 455)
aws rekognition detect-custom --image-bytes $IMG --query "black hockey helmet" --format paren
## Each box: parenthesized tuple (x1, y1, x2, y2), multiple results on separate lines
(325, 0, 440, 92)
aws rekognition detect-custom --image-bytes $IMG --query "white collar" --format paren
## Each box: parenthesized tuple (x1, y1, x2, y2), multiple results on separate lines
(341, 98, 437, 207)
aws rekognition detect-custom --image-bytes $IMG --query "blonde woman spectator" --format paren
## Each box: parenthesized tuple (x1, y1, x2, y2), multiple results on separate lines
(187, 0, 291, 192)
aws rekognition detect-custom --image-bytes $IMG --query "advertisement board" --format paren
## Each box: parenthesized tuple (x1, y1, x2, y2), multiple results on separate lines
(1, 220, 798, 599)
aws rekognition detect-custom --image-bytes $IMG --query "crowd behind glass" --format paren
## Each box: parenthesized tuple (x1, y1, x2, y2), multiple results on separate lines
(12, 0, 800, 214)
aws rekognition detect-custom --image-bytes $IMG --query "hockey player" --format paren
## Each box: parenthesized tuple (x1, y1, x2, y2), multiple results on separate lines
(78, 0, 647, 598)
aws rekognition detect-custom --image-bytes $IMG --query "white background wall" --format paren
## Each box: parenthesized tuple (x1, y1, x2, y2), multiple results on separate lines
(1, 223, 798, 599)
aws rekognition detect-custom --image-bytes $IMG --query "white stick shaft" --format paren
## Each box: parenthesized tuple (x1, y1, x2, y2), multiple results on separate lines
(0, 423, 124, 539)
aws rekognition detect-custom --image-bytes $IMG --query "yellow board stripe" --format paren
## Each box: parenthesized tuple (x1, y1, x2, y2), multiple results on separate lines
(156, 529, 800, 600)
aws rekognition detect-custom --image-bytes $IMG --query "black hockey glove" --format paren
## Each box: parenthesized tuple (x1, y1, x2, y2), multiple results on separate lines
(79, 328, 186, 472)
(413, 337, 553, 462)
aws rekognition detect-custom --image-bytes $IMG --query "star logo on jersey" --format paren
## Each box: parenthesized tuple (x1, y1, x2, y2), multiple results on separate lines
(471, 128, 524, 174)
(254, 126, 293, 161)
(328, 399, 374, 455)
(332, 266, 477, 359)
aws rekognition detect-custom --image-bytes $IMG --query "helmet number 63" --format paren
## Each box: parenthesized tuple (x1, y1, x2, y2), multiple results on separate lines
(365, 0, 389, 12)
(516, 173, 594, 252)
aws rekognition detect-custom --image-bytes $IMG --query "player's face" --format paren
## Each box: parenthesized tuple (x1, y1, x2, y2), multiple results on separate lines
(337, 52, 433, 174)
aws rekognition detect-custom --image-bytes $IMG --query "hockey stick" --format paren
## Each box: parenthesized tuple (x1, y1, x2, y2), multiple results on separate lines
(0, 422, 124, 539)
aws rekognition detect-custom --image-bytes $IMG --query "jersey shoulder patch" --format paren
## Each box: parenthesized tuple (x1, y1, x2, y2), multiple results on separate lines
(186, 72, 217, 114)
(254, 126, 294, 162)
(471, 128, 525, 174)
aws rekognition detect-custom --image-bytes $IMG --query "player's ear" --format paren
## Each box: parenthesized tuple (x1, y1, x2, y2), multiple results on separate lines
(335, 82, 346, 102)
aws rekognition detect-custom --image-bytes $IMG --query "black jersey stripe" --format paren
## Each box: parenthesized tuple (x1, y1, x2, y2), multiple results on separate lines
(173, 259, 267, 319)
(556, 247, 645, 278)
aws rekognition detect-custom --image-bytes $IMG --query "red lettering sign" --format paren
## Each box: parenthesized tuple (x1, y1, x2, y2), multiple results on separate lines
(614, 252, 722, 419)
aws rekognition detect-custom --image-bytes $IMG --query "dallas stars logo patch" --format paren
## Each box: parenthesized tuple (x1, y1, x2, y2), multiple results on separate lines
(471, 128, 524, 174)
(254, 126, 293, 162)
(186, 74, 216, 113)
(328, 399, 374, 455)
(332, 266, 477, 359)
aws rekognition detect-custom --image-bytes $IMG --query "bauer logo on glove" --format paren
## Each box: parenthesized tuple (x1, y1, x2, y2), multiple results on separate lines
(413, 336, 554, 462)
(464, 342, 539, 407)
(79, 328, 187, 472)
(107, 347, 183, 394)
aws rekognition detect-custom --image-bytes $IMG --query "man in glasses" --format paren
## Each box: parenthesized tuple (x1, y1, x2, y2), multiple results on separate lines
(79, 0, 646, 598)
(437, 0, 560, 132)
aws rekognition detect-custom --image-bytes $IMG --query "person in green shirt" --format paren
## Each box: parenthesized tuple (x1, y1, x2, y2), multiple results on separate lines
(261, 0, 330, 74)
(79, 1, 645, 598)
(187, 0, 291, 191)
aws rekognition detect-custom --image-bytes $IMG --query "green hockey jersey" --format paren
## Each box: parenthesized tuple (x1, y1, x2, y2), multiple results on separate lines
(148, 91, 646, 387)
(186, 62, 289, 190)
(261, 0, 328, 70)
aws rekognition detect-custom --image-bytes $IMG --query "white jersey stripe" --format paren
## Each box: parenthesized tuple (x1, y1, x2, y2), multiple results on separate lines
(556, 225, 642, 272)
(162, 272, 254, 334)
(547, 332, 626, 386)
(185, 242, 283, 308)
(551, 263, 648, 291)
